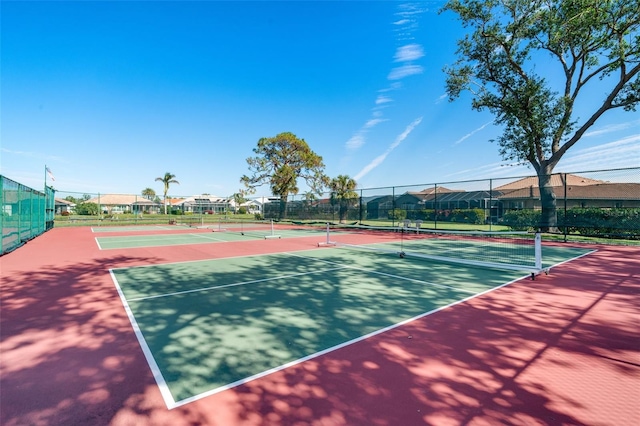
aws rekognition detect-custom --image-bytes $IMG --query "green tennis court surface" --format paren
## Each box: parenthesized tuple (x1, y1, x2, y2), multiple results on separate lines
(110, 243, 592, 408)
(97, 232, 241, 249)
(92, 225, 185, 233)
(97, 227, 327, 249)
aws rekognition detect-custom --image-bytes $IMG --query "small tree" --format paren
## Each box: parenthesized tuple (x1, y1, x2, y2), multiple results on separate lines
(141, 187, 156, 200)
(155, 172, 179, 214)
(329, 175, 358, 223)
(232, 191, 247, 214)
(443, 0, 640, 231)
(75, 202, 99, 216)
(241, 132, 328, 219)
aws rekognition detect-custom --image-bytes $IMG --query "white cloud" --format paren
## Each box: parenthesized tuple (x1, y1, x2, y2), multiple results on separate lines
(346, 134, 365, 150)
(394, 44, 424, 62)
(375, 95, 393, 105)
(443, 134, 640, 182)
(557, 134, 640, 170)
(1, 147, 64, 162)
(435, 93, 448, 104)
(365, 118, 387, 128)
(583, 119, 640, 137)
(393, 19, 410, 25)
(354, 117, 423, 180)
(388, 64, 423, 80)
(452, 121, 492, 145)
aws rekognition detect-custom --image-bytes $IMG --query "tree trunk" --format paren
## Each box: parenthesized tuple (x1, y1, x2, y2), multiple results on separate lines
(537, 172, 558, 233)
(339, 203, 347, 224)
(278, 198, 287, 220)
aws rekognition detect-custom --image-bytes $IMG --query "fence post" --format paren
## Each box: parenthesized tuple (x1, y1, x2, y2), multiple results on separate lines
(563, 173, 568, 243)
(434, 184, 438, 230)
(489, 179, 493, 232)
(392, 187, 396, 227)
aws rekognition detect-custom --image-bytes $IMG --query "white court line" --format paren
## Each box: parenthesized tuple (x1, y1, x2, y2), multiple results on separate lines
(110, 270, 177, 409)
(284, 251, 479, 294)
(114, 246, 600, 410)
(169, 270, 533, 409)
(96, 233, 228, 250)
(126, 266, 348, 302)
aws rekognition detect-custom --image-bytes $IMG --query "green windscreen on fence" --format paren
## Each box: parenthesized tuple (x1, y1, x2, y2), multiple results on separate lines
(1, 175, 55, 255)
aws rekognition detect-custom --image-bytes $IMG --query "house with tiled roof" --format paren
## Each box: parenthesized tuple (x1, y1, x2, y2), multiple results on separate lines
(85, 194, 161, 214)
(498, 182, 640, 209)
(171, 195, 230, 214)
(54, 198, 75, 214)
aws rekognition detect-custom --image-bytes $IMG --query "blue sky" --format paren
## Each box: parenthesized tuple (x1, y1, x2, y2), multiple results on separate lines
(2, 1, 639, 198)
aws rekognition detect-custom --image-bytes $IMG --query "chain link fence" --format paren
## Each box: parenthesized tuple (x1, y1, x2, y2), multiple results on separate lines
(42, 167, 640, 242)
(262, 167, 640, 241)
(1, 175, 55, 255)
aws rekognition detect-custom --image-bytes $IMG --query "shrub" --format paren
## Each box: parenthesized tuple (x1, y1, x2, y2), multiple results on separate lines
(560, 207, 640, 238)
(501, 209, 541, 231)
(388, 208, 407, 221)
(61, 211, 70, 216)
(449, 208, 485, 224)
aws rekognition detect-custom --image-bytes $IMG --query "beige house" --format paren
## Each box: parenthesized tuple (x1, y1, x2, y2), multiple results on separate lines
(86, 194, 161, 214)
(170, 195, 229, 214)
(496, 174, 640, 209)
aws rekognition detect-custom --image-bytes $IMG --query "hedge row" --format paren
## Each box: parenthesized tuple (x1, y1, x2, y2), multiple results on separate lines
(388, 208, 486, 224)
(501, 208, 640, 238)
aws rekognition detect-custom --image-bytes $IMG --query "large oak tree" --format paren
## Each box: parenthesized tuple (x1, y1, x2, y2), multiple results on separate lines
(241, 132, 328, 219)
(443, 0, 639, 230)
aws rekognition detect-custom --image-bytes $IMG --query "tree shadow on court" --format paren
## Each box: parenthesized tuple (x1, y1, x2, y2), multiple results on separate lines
(0, 249, 169, 426)
(170, 245, 637, 426)
(1, 235, 638, 426)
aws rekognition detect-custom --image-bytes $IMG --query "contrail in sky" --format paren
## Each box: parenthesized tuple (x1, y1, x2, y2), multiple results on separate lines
(354, 117, 423, 180)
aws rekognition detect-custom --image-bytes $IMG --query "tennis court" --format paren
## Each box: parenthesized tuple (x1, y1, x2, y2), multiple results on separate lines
(96, 221, 330, 249)
(3, 224, 638, 426)
(110, 235, 592, 408)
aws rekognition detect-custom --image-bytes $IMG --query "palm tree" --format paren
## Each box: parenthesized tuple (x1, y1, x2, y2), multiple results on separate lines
(141, 187, 156, 200)
(329, 175, 358, 223)
(155, 172, 180, 214)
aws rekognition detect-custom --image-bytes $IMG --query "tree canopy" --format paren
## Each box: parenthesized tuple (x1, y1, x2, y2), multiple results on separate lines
(329, 175, 358, 223)
(241, 132, 328, 219)
(141, 187, 156, 200)
(442, 0, 639, 229)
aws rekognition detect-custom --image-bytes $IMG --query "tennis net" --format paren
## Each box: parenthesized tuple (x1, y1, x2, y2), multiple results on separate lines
(216, 219, 281, 239)
(319, 223, 545, 276)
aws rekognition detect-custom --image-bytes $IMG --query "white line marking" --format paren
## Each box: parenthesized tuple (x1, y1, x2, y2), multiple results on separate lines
(284, 251, 478, 294)
(169, 272, 529, 409)
(97, 233, 228, 249)
(109, 269, 176, 409)
(127, 266, 348, 301)
(116, 246, 598, 409)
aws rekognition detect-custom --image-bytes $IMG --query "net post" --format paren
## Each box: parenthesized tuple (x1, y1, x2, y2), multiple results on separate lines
(318, 222, 336, 247)
(264, 219, 281, 239)
(534, 232, 543, 271)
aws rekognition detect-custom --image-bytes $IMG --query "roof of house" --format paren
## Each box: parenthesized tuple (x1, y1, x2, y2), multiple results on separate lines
(494, 174, 604, 190)
(423, 190, 503, 203)
(498, 182, 640, 200)
(54, 198, 75, 206)
(409, 186, 462, 197)
(173, 195, 229, 205)
(86, 194, 159, 205)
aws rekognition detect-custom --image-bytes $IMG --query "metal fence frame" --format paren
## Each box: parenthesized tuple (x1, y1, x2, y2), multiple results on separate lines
(1, 175, 55, 255)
